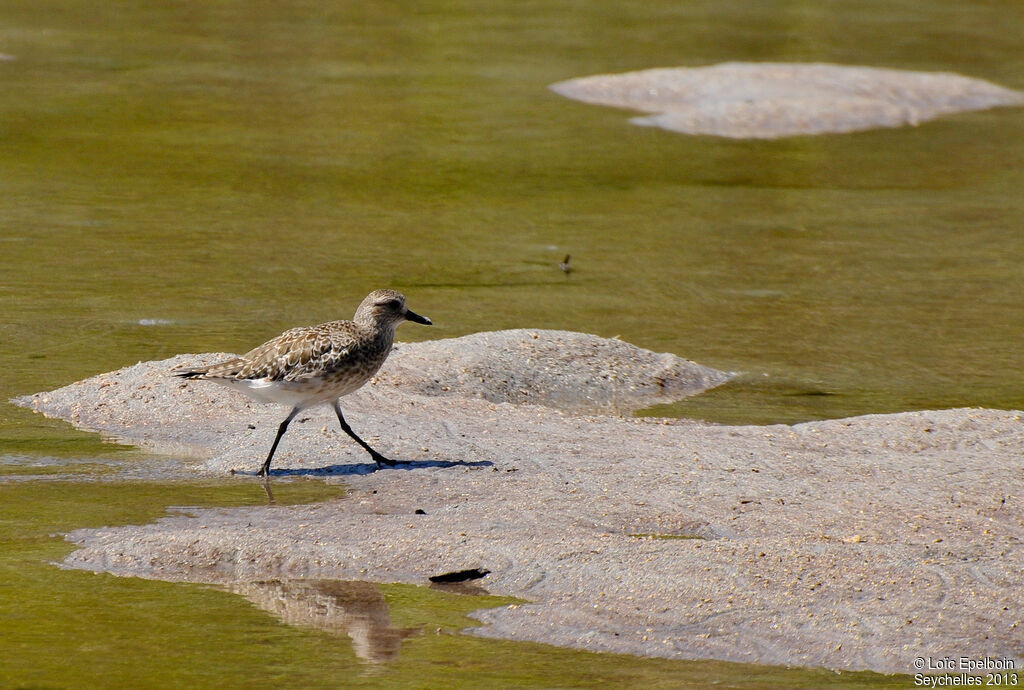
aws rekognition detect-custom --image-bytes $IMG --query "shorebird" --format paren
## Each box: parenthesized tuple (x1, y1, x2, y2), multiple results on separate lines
(558, 254, 572, 277)
(174, 289, 431, 476)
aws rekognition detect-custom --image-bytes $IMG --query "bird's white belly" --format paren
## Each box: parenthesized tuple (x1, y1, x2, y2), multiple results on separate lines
(213, 376, 364, 409)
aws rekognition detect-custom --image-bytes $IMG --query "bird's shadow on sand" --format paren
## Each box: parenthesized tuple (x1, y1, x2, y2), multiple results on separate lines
(247, 458, 493, 478)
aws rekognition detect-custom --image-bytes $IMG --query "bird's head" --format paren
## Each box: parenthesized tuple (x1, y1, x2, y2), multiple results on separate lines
(355, 289, 432, 329)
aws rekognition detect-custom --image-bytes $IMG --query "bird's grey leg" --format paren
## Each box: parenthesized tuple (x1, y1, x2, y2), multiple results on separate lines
(333, 400, 396, 467)
(258, 406, 300, 476)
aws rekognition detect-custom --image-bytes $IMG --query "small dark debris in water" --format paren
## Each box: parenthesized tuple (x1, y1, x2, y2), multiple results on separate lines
(429, 568, 490, 583)
(785, 389, 837, 397)
(414, 509, 426, 515)
(247, 424, 257, 430)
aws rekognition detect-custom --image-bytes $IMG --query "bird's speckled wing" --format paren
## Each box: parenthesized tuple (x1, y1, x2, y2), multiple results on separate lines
(187, 322, 359, 383)
(231, 322, 359, 382)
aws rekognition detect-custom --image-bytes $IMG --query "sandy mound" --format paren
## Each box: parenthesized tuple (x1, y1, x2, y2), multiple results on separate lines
(12, 331, 1024, 674)
(13, 331, 730, 461)
(550, 62, 1024, 138)
(382, 329, 732, 413)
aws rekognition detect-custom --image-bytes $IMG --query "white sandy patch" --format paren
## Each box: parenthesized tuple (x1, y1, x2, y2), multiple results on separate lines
(550, 62, 1024, 138)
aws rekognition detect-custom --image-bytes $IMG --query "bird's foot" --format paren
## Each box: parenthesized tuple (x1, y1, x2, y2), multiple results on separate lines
(372, 452, 398, 467)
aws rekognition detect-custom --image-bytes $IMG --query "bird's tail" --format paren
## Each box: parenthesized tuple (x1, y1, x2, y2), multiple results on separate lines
(172, 367, 207, 379)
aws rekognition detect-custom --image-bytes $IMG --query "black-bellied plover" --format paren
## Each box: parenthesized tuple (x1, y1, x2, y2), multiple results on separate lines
(174, 289, 431, 476)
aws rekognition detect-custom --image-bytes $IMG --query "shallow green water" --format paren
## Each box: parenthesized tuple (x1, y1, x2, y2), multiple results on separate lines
(1, 0, 1020, 685)
(0, 479, 905, 688)
(3, 0, 1024, 434)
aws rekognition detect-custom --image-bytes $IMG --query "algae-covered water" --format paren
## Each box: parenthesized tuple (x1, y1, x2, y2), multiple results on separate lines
(1, 0, 1021, 685)
(0, 479, 906, 688)
(3, 0, 1024, 434)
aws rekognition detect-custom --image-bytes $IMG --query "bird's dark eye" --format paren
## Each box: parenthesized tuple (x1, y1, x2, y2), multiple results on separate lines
(383, 299, 401, 310)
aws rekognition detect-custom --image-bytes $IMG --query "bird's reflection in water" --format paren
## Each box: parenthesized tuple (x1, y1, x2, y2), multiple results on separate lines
(232, 579, 417, 663)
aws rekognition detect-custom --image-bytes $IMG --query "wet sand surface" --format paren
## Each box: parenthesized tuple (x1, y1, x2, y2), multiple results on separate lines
(14, 331, 1023, 674)
(550, 62, 1024, 138)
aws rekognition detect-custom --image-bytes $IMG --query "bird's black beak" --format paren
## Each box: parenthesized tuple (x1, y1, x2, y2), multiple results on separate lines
(405, 309, 432, 325)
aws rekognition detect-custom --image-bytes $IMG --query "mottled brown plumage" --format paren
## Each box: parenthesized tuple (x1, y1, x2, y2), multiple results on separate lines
(174, 289, 431, 475)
